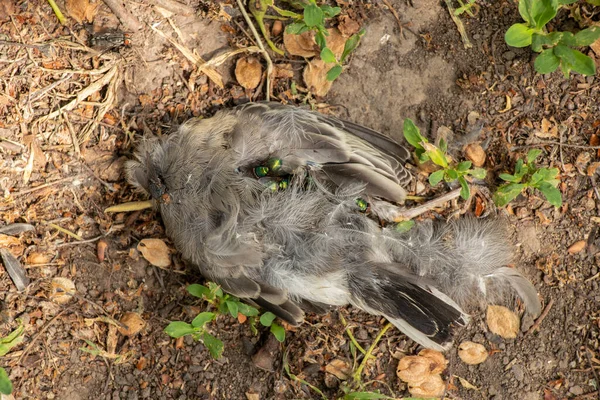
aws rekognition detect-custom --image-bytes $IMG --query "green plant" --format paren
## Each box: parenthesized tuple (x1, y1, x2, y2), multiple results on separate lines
(164, 282, 285, 359)
(0, 322, 25, 395)
(454, 0, 478, 16)
(250, 0, 365, 81)
(493, 149, 562, 207)
(505, 0, 600, 77)
(402, 119, 487, 200)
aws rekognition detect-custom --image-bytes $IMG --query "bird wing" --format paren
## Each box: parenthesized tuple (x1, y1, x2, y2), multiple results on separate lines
(225, 102, 412, 203)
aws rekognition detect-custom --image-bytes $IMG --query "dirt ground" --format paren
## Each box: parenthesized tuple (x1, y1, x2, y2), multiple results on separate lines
(1, 0, 600, 399)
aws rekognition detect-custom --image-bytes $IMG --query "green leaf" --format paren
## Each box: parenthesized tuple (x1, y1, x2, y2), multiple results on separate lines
(286, 22, 307, 35)
(422, 143, 448, 168)
(315, 30, 326, 49)
(260, 312, 277, 327)
(395, 220, 415, 233)
(270, 323, 286, 342)
(320, 47, 337, 63)
(187, 284, 210, 299)
(417, 150, 430, 163)
(0, 368, 12, 395)
(535, 167, 560, 182)
(458, 176, 470, 200)
(469, 167, 487, 179)
(493, 183, 526, 206)
(554, 44, 597, 76)
(527, 149, 543, 163)
(446, 168, 458, 180)
(499, 173, 520, 182)
(341, 29, 365, 62)
(165, 321, 198, 338)
(531, 31, 562, 52)
(237, 302, 260, 317)
(439, 137, 448, 153)
(225, 301, 239, 319)
(537, 181, 562, 206)
(530, 0, 558, 30)
(403, 119, 427, 150)
(518, 0, 534, 25)
(534, 48, 560, 74)
(575, 26, 600, 46)
(515, 159, 528, 177)
(457, 161, 472, 172)
(202, 332, 224, 359)
(429, 169, 445, 186)
(304, 3, 323, 27)
(586, 0, 600, 5)
(505, 23, 535, 48)
(0, 323, 24, 357)
(326, 65, 343, 81)
(207, 282, 223, 298)
(558, 32, 577, 47)
(559, 0, 579, 4)
(320, 5, 341, 18)
(343, 392, 391, 399)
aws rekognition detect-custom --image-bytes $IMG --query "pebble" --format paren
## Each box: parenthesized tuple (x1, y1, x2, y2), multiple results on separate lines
(503, 51, 516, 61)
(569, 386, 584, 395)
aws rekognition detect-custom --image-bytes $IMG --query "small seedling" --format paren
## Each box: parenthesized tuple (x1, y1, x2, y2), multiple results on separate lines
(0, 322, 25, 395)
(505, 0, 600, 77)
(164, 282, 285, 359)
(493, 149, 562, 207)
(403, 119, 487, 200)
(454, 0, 478, 16)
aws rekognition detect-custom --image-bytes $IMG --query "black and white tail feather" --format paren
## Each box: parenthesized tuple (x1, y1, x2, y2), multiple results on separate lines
(125, 102, 541, 351)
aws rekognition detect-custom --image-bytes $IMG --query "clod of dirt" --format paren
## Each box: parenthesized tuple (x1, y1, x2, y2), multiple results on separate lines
(137, 238, 171, 267)
(283, 30, 318, 57)
(464, 143, 486, 167)
(252, 334, 280, 372)
(324, 358, 351, 380)
(486, 305, 520, 339)
(50, 277, 76, 304)
(407, 374, 445, 398)
(235, 57, 263, 90)
(271, 20, 283, 37)
(303, 59, 334, 97)
(567, 240, 586, 254)
(65, 0, 99, 23)
(458, 341, 488, 365)
(118, 312, 146, 336)
(397, 349, 447, 384)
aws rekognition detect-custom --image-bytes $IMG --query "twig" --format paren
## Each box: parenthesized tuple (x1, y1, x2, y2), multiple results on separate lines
(511, 141, 600, 150)
(56, 234, 105, 248)
(45, 222, 84, 241)
(395, 188, 462, 221)
(443, 0, 472, 49)
(381, 0, 417, 39)
(18, 307, 72, 364)
(236, 0, 273, 101)
(102, 0, 143, 31)
(525, 298, 554, 336)
(10, 174, 87, 197)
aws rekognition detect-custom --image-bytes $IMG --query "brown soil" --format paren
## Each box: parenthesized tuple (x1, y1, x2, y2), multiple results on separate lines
(1, 0, 600, 399)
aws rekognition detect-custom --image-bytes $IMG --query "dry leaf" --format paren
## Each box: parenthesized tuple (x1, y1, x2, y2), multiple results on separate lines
(457, 341, 488, 365)
(273, 63, 294, 79)
(303, 59, 333, 97)
(590, 134, 600, 158)
(535, 118, 558, 138)
(50, 277, 76, 304)
(418, 349, 448, 374)
(65, 0, 99, 23)
(486, 305, 520, 339)
(245, 393, 260, 400)
(591, 37, 600, 57)
(457, 375, 480, 390)
(0, 234, 25, 256)
(567, 240, 586, 254)
(408, 374, 445, 397)
(587, 162, 600, 176)
(118, 312, 146, 336)
(338, 15, 361, 37)
(325, 28, 346, 59)
(463, 143, 486, 167)
(575, 152, 592, 175)
(235, 57, 263, 90)
(284, 30, 318, 57)
(138, 238, 171, 267)
(106, 323, 118, 354)
(324, 358, 351, 380)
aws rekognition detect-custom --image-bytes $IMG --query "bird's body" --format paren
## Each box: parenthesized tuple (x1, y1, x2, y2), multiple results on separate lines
(126, 102, 540, 351)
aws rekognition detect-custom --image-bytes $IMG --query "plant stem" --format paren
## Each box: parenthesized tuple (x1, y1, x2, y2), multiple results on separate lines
(46, 0, 66, 24)
(351, 323, 393, 389)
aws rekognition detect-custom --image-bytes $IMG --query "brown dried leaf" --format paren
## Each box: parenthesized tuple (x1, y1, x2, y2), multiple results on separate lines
(576, 152, 592, 175)
(457, 341, 488, 365)
(535, 118, 558, 138)
(303, 59, 333, 97)
(567, 240, 586, 254)
(0, 234, 25, 256)
(235, 57, 263, 90)
(408, 374, 445, 397)
(138, 238, 171, 267)
(50, 277, 76, 304)
(273, 63, 294, 79)
(463, 143, 486, 167)
(591, 37, 600, 57)
(587, 161, 600, 176)
(338, 15, 361, 37)
(324, 358, 351, 380)
(284, 30, 318, 57)
(65, 0, 99, 23)
(486, 305, 519, 339)
(326, 28, 346, 59)
(118, 312, 146, 336)
(457, 375, 480, 390)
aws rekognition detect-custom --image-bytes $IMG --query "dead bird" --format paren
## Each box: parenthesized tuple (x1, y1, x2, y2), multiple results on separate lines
(125, 102, 541, 351)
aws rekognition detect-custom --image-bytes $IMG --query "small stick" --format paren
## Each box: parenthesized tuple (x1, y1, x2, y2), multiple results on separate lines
(18, 307, 72, 364)
(511, 141, 600, 150)
(102, 0, 143, 31)
(10, 174, 87, 197)
(236, 0, 273, 101)
(525, 298, 554, 336)
(395, 188, 462, 221)
(443, 0, 472, 49)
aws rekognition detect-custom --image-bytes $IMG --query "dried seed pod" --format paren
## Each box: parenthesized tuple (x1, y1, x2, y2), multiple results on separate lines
(458, 341, 488, 365)
(486, 305, 520, 339)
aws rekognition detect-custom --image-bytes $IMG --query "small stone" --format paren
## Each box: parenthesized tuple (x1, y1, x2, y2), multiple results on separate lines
(503, 51, 516, 61)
